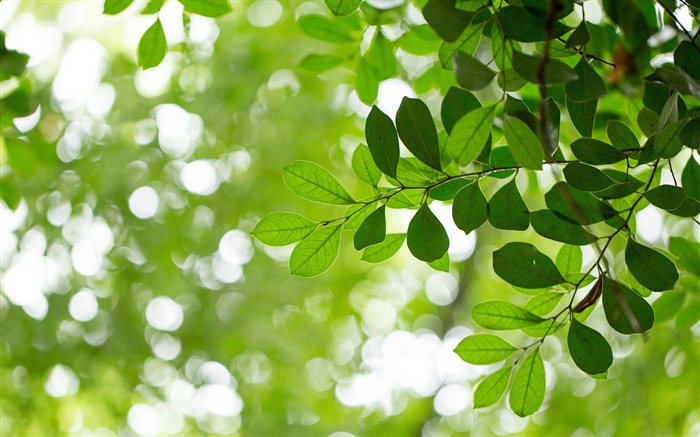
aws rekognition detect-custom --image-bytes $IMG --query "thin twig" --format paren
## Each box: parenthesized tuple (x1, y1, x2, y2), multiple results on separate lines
(656, 0, 700, 52)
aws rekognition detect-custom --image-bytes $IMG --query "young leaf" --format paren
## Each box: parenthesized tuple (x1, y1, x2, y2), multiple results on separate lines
(607, 120, 639, 150)
(324, 0, 362, 16)
(366, 106, 400, 179)
(682, 156, 700, 200)
(653, 119, 687, 159)
(396, 97, 442, 171)
(643, 185, 686, 211)
(429, 252, 450, 272)
(299, 54, 344, 73)
(472, 301, 545, 330)
(625, 238, 679, 292)
(556, 245, 582, 277)
(354, 205, 386, 250)
(290, 225, 342, 277)
(493, 242, 566, 288)
(474, 366, 512, 409)
(563, 163, 616, 192)
(344, 202, 376, 231)
(565, 59, 607, 102)
(138, 18, 167, 69)
(454, 52, 496, 90)
(407, 203, 449, 262)
(452, 181, 488, 234)
(298, 15, 355, 43)
(356, 57, 379, 104)
(524, 292, 565, 317)
(352, 145, 382, 186)
(446, 106, 495, 166)
(361, 233, 405, 263)
(251, 212, 317, 246)
(567, 97, 597, 137)
(676, 301, 700, 330)
(488, 179, 530, 231)
(179, 0, 231, 17)
(531, 210, 598, 246)
(365, 31, 395, 80)
(602, 276, 654, 334)
(669, 236, 700, 277)
(504, 115, 544, 170)
(567, 318, 613, 375)
(441, 87, 481, 134)
(439, 21, 483, 69)
(103, 0, 133, 15)
(454, 334, 517, 364)
(509, 348, 545, 417)
(570, 138, 626, 165)
(283, 161, 355, 205)
(652, 291, 685, 323)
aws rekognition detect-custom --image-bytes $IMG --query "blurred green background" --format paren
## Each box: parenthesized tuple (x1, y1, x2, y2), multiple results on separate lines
(0, 1, 698, 435)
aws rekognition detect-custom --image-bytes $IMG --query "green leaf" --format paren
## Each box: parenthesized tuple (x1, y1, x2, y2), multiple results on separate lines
(439, 21, 483, 69)
(474, 366, 512, 409)
(138, 18, 167, 69)
(680, 117, 699, 149)
(430, 178, 472, 201)
(4, 137, 35, 177)
(454, 52, 496, 90)
(422, 0, 473, 42)
(643, 185, 686, 211)
(570, 138, 626, 165)
(446, 106, 495, 166)
(675, 40, 700, 81)
(657, 94, 679, 132)
(653, 119, 687, 159)
(407, 203, 449, 262)
(512, 51, 578, 85)
(299, 54, 344, 73)
(103, 0, 133, 14)
(251, 212, 317, 246)
(566, 21, 590, 48)
(365, 30, 396, 80)
(488, 179, 530, 231)
(352, 145, 382, 186)
(179, 0, 231, 17)
(325, 0, 362, 16)
(531, 210, 598, 246)
(283, 161, 355, 205)
(565, 59, 607, 102)
(361, 233, 405, 263)
(454, 334, 517, 364)
(493, 242, 566, 289)
(429, 252, 451, 272)
(356, 56, 379, 104)
(141, 0, 165, 14)
(625, 238, 679, 292)
(365, 106, 400, 179)
(290, 225, 342, 277)
(669, 236, 700, 277)
(676, 301, 700, 330)
(567, 318, 613, 375)
(607, 120, 639, 151)
(652, 291, 685, 323)
(556, 245, 582, 277)
(567, 97, 597, 137)
(298, 15, 355, 43)
(354, 205, 386, 250)
(343, 202, 376, 231)
(396, 97, 442, 171)
(472, 301, 545, 330)
(452, 181, 488, 234)
(524, 292, 565, 317)
(498, 6, 571, 42)
(504, 115, 543, 170)
(541, 97, 560, 156)
(682, 156, 700, 200)
(602, 276, 654, 334)
(545, 182, 618, 225)
(441, 87, 481, 134)
(509, 348, 545, 417)
(563, 163, 616, 192)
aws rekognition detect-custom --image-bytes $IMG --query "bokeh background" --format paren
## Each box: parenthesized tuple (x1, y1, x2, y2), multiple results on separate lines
(1, 0, 698, 435)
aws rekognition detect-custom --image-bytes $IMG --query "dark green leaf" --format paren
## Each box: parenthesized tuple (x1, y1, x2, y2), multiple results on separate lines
(283, 161, 355, 205)
(343, 202, 376, 230)
(602, 276, 655, 334)
(474, 366, 512, 409)
(423, 0, 473, 42)
(643, 185, 686, 211)
(504, 115, 543, 170)
(625, 238, 679, 292)
(594, 170, 644, 199)
(531, 210, 598, 246)
(682, 156, 700, 201)
(298, 15, 355, 43)
(103, 0, 133, 15)
(570, 138, 626, 164)
(653, 119, 687, 159)
(493, 242, 566, 288)
(290, 225, 342, 277)
(138, 18, 167, 69)
(510, 348, 545, 417)
(251, 212, 317, 246)
(396, 97, 442, 170)
(556, 245, 582, 277)
(407, 203, 449, 262)
(472, 301, 545, 330)
(488, 179, 530, 231)
(567, 318, 613, 375)
(607, 120, 639, 150)
(325, 0, 362, 16)
(668, 197, 700, 217)
(669, 236, 700, 277)
(365, 106, 399, 179)
(352, 145, 382, 186)
(452, 181, 488, 234)
(512, 51, 578, 85)
(563, 163, 616, 192)
(446, 106, 495, 166)
(545, 182, 618, 225)
(566, 21, 590, 48)
(498, 6, 571, 42)
(454, 334, 517, 364)
(565, 59, 607, 102)
(179, 0, 231, 17)
(441, 87, 481, 134)
(657, 94, 678, 132)
(354, 206, 386, 250)
(361, 233, 405, 263)
(439, 22, 483, 69)
(567, 97, 596, 137)
(675, 40, 700, 81)
(299, 54, 344, 73)
(430, 178, 472, 201)
(680, 117, 699, 149)
(541, 97, 560, 157)
(454, 52, 496, 90)
(652, 291, 685, 323)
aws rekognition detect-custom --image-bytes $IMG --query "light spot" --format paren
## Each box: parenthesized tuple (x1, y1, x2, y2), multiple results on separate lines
(128, 403, 160, 436)
(68, 288, 99, 322)
(45, 364, 80, 398)
(425, 272, 459, 306)
(635, 205, 663, 243)
(71, 240, 102, 276)
(146, 296, 184, 331)
(155, 104, 203, 158)
(218, 230, 254, 265)
(247, 1, 283, 28)
(180, 160, 219, 195)
(377, 78, 416, 118)
(434, 384, 470, 416)
(129, 186, 159, 219)
(362, 299, 397, 335)
(151, 332, 182, 361)
(196, 384, 244, 417)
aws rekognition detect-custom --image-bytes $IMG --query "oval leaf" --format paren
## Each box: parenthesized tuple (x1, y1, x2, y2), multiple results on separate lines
(446, 106, 495, 166)
(509, 348, 545, 417)
(625, 238, 679, 292)
(138, 18, 167, 69)
(354, 205, 386, 250)
(643, 185, 687, 211)
(531, 210, 598, 246)
(179, 0, 231, 17)
(454, 52, 496, 90)
(567, 318, 613, 375)
(352, 144, 382, 186)
(290, 225, 342, 277)
(283, 161, 355, 205)
(472, 301, 545, 330)
(488, 179, 530, 231)
(602, 276, 655, 334)
(324, 0, 362, 16)
(361, 233, 405, 263)
(454, 334, 518, 365)
(366, 105, 400, 179)
(565, 59, 607, 102)
(504, 115, 543, 170)
(396, 97, 442, 170)
(654, 119, 687, 159)
(407, 203, 449, 262)
(251, 212, 317, 246)
(493, 242, 566, 289)
(563, 163, 616, 192)
(474, 366, 512, 409)
(452, 181, 488, 234)
(570, 138, 626, 165)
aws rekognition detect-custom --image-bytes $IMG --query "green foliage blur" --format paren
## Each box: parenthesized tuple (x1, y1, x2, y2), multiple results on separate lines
(1, 0, 698, 436)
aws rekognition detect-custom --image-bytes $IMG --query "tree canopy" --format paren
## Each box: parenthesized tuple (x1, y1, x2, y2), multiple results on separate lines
(1, 0, 699, 435)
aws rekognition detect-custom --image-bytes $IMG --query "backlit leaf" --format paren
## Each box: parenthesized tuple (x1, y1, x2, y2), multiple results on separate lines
(556, 245, 582, 277)
(474, 366, 512, 409)
(361, 233, 405, 263)
(179, 0, 231, 17)
(352, 145, 382, 186)
(299, 54, 344, 73)
(138, 18, 167, 69)
(493, 242, 566, 289)
(472, 301, 545, 330)
(103, 0, 133, 15)
(446, 106, 495, 166)
(283, 161, 355, 205)
(325, 0, 362, 16)
(251, 212, 317, 246)
(299, 15, 355, 43)
(441, 87, 481, 134)
(524, 292, 565, 317)
(290, 225, 342, 277)
(669, 236, 700, 277)
(454, 334, 517, 364)
(504, 115, 543, 170)
(510, 348, 545, 417)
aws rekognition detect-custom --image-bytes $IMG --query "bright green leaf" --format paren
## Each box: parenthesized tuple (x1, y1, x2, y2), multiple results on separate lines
(474, 366, 512, 409)
(352, 145, 382, 186)
(441, 87, 481, 134)
(283, 161, 355, 205)
(361, 233, 405, 263)
(179, 0, 231, 17)
(454, 334, 517, 364)
(429, 252, 451, 271)
(251, 212, 317, 246)
(652, 291, 685, 323)
(504, 115, 543, 170)
(472, 301, 545, 330)
(509, 348, 545, 417)
(524, 292, 565, 317)
(676, 301, 700, 329)
(290, 225, 342, 277)
(446, 106, 495, 166)
(669, 236, 700, 277)
(138, 18, 167, 69)
(556, 245, 582, 277)
(299, 54, 344, 73)
(439, 22, 483, 69)
(298, 15, 355, 43)
(325, 0, 362, 16)
(103, 0, 133, 15)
